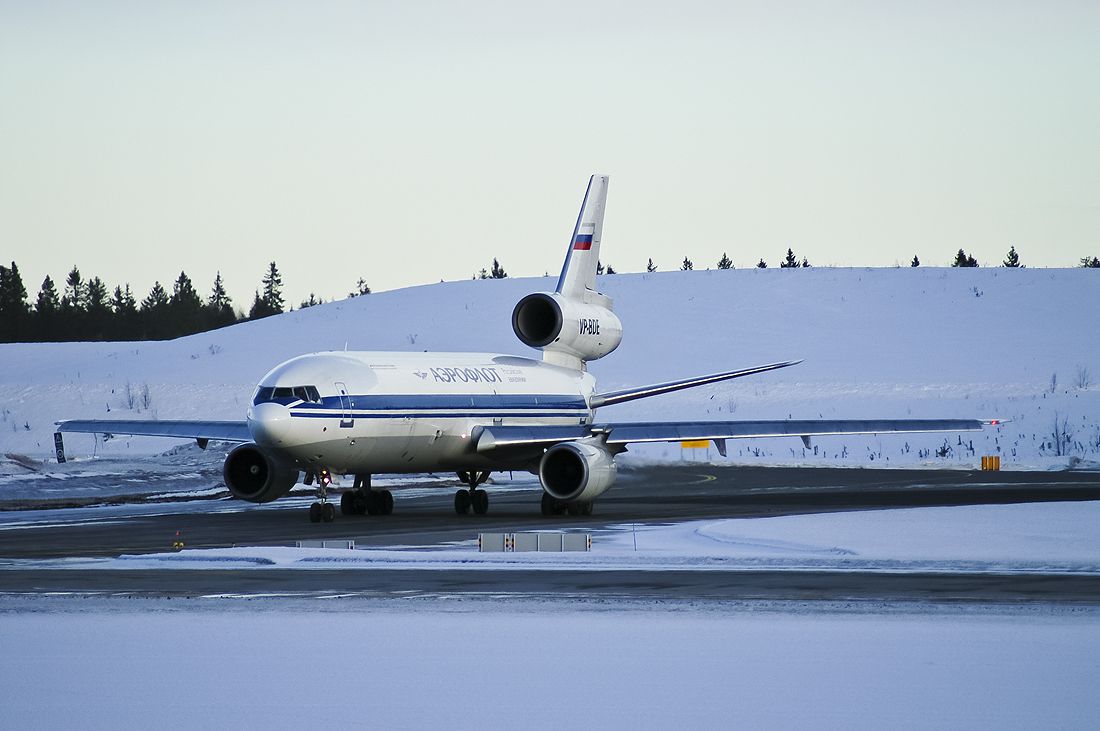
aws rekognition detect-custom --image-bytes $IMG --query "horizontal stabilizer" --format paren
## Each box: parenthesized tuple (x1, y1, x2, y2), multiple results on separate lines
(589, 360, 802, 409)
(55, 420, 251, 443)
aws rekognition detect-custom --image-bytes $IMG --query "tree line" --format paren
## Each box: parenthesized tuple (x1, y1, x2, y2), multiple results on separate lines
(1, 247, 1096, 343)
(0, 261, 360, 343)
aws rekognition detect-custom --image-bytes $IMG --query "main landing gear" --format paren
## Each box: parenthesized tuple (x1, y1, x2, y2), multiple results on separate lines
(339, 473, 394, 517)
(455, 471, 491, 515)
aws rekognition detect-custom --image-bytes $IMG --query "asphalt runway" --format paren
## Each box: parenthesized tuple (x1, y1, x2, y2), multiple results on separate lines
(1, 465, 1098, 601)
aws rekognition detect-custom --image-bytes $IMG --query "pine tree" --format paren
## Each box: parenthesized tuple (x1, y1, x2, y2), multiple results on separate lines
(62, 266, 85, 312)
(141, 281, 171, 339)
(348, 278, 371, 297)
(911, 255, 920, 267)
(169, 271, 204, 336)
(801, 257, 811, 268)
(490, 258, 507, 279)
(756, 259, 768, 268)
(208, 272, 232, 310)
(605, 265, 616, 274)
(248, 290, 267, 319)
(254, 261, 284, 318)
(142, 281, 169, 310)
(681, 257, 693, 271)
(1002, 245, 1021, 267)
(717, 252, 733, 270)
(0, 262, 30, 342)
(780, 248, 800, 268)
(952, 249, 978, 267)
(111, 284, 139, 340)
(596, 260, 604, 275)
(1081, 256, 1100, 268)
(34, 275, 60, 342)
(84, 276, 111, 340)
(85, 277, 109, 312)
(646, 258, 657, 273)
(36, 275, 59, 314)
(476, 268, 488, 280)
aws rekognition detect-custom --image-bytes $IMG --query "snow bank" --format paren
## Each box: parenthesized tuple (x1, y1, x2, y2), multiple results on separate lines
(2, 267, 1097, 469)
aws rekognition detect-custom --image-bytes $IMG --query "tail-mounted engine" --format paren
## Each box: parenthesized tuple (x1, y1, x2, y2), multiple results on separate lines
(223, 442, 300, 503)
(512, 292, 622, 369)
(538, 440, 617, 503)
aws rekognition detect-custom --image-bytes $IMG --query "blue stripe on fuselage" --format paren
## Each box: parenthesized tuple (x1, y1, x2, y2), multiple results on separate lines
(315, 394, 588, 410)
(290, 411, 586, 420)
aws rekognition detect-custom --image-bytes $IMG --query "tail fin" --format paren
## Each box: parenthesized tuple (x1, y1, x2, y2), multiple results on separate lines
(555, 174, 609, 302)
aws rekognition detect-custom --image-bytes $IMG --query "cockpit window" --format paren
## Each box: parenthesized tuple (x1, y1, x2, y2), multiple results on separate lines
(254, 385, 321, 405)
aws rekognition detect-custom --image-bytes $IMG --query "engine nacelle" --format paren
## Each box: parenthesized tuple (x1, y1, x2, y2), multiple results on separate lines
(222, 443, 299, 503)
(539, 441, 617, 503)
(512, 292, 622, 364)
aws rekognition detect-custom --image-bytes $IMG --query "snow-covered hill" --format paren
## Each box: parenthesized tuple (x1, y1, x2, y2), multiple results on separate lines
(1, 267, 1097, 469)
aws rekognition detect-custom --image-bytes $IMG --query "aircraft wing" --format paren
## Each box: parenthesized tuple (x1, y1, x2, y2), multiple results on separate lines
(475, 419, 993, 454)
(55, 420, 252, 443)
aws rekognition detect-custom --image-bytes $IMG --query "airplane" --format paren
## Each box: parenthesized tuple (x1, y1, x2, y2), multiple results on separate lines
(55, 174, 994, 522)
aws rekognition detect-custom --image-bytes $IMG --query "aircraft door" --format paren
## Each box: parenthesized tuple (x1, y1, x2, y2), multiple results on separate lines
(335, 382, 354, 428)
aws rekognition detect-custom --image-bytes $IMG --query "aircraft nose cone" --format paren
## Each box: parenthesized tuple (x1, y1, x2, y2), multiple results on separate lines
(248, 402, 293, 447)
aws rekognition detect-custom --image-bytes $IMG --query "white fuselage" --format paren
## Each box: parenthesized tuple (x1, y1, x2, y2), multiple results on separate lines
(247, 351, 596, 473)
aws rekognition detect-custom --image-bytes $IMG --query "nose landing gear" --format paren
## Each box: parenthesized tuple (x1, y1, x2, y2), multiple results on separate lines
(455, 471, 491, 515)
(309, 469, 336, 523)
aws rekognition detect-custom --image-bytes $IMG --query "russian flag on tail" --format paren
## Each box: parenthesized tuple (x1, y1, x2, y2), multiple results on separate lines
(573, 234, 593, 250)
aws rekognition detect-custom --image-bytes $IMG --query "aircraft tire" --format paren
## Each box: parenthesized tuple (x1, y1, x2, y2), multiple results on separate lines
(540, 493, 558, 517)
(322, 503, 336, 523)
(454, 490, 471, 515)
(340, 491, 354, 516)
(472, 489, 489, 515)
(309, 503, 322, 523)
(379, 490, 394, 515)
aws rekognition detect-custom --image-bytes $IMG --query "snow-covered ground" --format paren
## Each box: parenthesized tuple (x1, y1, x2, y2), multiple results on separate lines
(1, 598, 1098, 730)
(4, 268, 1097, 728)
(1, 267, 1098, 470)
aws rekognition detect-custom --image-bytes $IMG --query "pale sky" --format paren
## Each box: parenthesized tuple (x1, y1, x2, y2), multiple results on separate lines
(2, 1, 1098, 309)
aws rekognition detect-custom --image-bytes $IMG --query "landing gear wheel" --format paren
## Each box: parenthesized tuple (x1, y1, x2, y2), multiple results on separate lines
(456, 471, 490, 515)
(321, 502, 336, 523)
(353, 492, 368, 515)
(309, 502, 322, 523)
(366, 492, 380, 516)
(378, 490, 394, 515)
(541, 493, 565, 517)
(564, 501, 594, 516)
(340, 491, 355, 516)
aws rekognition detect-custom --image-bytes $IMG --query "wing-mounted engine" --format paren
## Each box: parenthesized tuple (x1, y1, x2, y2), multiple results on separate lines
(538, 440, 617, 503)
(223, 442, 300, 503)
(512, 291, 622, 370)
